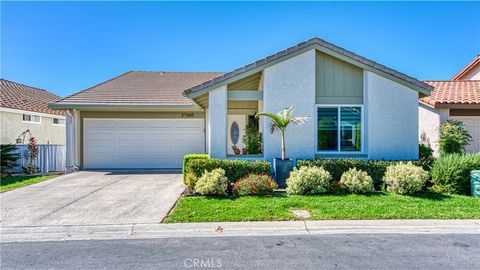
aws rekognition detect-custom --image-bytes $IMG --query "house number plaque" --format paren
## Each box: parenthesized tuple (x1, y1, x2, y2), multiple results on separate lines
(181, 113, 194, 118)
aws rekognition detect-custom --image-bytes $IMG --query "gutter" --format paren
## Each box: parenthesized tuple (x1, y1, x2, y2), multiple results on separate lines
(48, 102, 204, 111)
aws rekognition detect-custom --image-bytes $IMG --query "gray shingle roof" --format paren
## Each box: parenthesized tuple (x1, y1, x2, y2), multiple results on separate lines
(184, 37, 433, 96)
(52, 71, 224, 107)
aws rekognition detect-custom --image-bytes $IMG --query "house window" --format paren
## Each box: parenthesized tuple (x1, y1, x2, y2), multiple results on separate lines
(22, 114, 41, 123)
(317, 106, 362, 152)
(53, 118, 65, 125)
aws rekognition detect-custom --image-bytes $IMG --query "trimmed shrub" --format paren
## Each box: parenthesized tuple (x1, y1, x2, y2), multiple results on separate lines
(183, 154, 209, 189)
(439, 120, 472, 155)
(186, 159, 271, 188)
(296, 159, 425, 189)
(184, 172, 198, 191)
(286, 166, 332, 195)
(183, 154, 209, 173)
(233, 174, 278, 196)
(340, 168, 374, 194)
(194, 168, 228, 196)
(430, 153, 480, 195)
(383, 163, 429, 194)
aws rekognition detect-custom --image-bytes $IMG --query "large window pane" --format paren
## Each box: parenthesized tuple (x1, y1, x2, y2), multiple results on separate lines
(317, 108, 338, 151)
(340, 107, 361, 151)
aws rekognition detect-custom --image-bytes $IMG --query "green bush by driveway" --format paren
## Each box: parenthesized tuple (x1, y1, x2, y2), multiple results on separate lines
(164, 193, 480, 223)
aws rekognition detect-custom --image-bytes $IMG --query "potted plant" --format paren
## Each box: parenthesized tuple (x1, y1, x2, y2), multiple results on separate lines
(256, 106, 309, 188)
(231, 145, 241, 155)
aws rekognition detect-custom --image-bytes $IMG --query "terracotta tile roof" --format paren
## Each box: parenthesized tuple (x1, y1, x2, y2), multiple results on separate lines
(53, 71, 224, 107)
(1, 79, 64, 116)
(451, 55, 480, 81)
(185, 37, 433, 96)
(420, 80, 480, 106)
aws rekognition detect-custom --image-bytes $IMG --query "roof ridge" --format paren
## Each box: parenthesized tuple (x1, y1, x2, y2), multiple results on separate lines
(0, 78, 60, 97)
(53, 71, 134, 104)
(184, 36, 432, 96)
(129, 70, 225, 74)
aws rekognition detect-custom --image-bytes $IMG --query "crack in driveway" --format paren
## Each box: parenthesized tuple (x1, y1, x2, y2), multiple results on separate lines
(37, 176, 128, 221)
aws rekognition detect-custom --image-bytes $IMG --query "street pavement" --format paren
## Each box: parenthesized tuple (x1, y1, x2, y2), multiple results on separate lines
(2, 233, 479, 270)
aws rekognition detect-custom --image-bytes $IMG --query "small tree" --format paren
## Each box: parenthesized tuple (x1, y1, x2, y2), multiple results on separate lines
(439, 120, 471, 155)
(256, 106, 310, 160)
(22, 137, 39, 174)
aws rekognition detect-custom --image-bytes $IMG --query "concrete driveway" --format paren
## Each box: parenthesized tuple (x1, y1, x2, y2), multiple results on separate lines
(0, 171, 184, 227)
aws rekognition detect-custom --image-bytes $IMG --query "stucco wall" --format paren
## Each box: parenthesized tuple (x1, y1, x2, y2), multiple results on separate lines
(262, 49, 316, 162)
(208, 86, 227, 159)
(0, 110, 66, 145)
(460, 64, 480, 80)
(418, 103, 449, 156)
(366, 71, 419, 160)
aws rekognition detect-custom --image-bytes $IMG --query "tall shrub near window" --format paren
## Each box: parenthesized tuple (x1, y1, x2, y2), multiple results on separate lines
(439, 120, 471, 155)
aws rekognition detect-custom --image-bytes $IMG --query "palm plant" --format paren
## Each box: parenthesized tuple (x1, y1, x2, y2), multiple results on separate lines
(1, 144, 20, 174)
(256, 106, 310, 160)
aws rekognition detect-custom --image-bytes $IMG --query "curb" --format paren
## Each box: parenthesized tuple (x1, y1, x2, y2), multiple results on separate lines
(2, 220, 479, 243)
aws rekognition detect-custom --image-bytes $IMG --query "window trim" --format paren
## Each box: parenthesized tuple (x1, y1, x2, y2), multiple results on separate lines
(315, 104, 365, 154)
(52, 118, 66, 126)
(22, 114, 41, 124)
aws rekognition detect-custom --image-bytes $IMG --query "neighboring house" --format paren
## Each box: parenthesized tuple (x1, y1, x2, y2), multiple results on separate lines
(50, 37, 432, 171)
(1, 79, 65, 145)
(419, 55, 480, 155)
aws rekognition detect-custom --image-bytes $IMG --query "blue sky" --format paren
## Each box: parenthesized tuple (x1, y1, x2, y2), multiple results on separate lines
(1, 1, 479, 97)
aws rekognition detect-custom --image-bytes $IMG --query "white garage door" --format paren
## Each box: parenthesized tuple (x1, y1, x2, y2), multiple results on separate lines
(84, 119, 205, 169)
(450, 116, 480, 153)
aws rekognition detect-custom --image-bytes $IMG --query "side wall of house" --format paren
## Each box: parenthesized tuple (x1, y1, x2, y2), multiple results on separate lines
(418, 104, 449, 156)
(366, 71, 419, 160)
(208, 86, 228, 159)
(262, 49, 316, 162)
(0, 110, 66, 145)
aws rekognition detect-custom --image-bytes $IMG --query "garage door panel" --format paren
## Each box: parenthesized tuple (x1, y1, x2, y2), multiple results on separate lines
(84, 118, 205, 169)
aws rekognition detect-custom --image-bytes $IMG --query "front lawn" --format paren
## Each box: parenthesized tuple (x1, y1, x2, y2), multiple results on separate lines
(164, 193, 480, 223)
(0, 174, 58, 193)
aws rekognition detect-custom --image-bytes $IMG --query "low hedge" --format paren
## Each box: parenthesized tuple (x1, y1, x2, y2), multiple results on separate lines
(296, 159, 424, 183)
(430, 153, 480, 195)
(185, 158, 271, 189)
(183, 154, 209, 183)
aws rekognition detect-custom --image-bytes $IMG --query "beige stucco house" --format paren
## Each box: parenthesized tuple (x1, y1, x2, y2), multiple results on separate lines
(0, 79, 65, 145)
(50, 37, 432, 171)
(419, 55, 480, 155)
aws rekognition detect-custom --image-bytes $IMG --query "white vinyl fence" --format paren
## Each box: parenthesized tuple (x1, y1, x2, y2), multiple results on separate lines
(13, 144, 66, 173)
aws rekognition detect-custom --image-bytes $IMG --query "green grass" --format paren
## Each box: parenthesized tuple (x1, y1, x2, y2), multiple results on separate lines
(164, 193, 480, 223)
(1, 174, 58, 193)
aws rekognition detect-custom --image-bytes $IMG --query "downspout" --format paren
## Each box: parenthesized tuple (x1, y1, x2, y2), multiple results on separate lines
(65, 109, 77, 173)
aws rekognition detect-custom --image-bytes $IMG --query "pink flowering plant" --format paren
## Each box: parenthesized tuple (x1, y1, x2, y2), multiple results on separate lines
(232, 174, 278, 196)
(22, 137, 39, 174)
